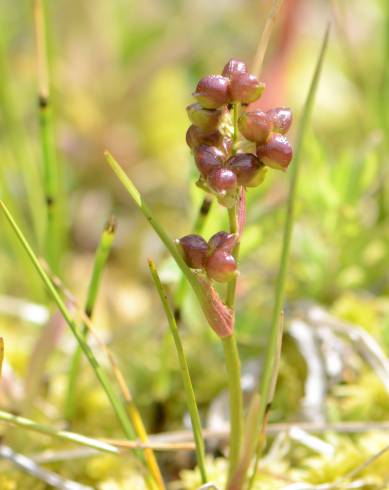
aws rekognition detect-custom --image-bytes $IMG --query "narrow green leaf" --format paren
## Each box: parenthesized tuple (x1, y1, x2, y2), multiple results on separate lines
(148, 259, 208, 484)
(247, 24, 331, 490)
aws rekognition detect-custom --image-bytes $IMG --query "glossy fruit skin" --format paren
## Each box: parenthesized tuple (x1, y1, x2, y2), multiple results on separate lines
(227, 153, 262, 185)
(222, 59, 247, 79)
(193, 75, 230, 109)
(266, 107, 292, 134)
(186, 125, 224, 150)
(207, 167, 237, 193)
(194, 145, 225, 177)
(238, 111, 272, 144)
(256, 134, 293, 171)
(186, 103, 225, 132)
(205, 249, 237, 282)
(229, 73, 265, 104)
(177, 234, 208, 269)
(208, 231, 237, 254)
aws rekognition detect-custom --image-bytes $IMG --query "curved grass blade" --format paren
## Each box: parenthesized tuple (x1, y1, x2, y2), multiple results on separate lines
(148, 259, 208, 484)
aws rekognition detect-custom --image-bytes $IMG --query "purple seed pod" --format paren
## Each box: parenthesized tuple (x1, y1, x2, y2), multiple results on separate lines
(186, 103, 225, 132)
(193, 75, 230, 109)
(176, 234, 208, 269)
(207, 167, 237, 193)
(227, 152, 262, 186)
(222, 59, 248, 79)
(208, 231, 237, 254)
(229, 74, 265, 104)
(265, 107, 293, 134)
(238, 111, 272, 144)
(186, 125, 225, 150)
(205, 249, 237, 283)
(194, 145, 225, 177)
(256, 134, 293, 171)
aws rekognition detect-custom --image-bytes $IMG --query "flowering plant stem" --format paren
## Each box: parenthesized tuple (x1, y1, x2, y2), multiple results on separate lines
(64, 217, 116, 422)
(33, 0, 60, 271)
(148, 259, 208, 484)
(224, 101, 244, 484)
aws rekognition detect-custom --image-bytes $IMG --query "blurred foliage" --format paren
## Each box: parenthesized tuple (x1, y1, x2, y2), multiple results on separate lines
(0, 0, 389, 487)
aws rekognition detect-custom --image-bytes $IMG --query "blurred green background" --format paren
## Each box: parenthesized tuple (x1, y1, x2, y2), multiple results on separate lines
(1, 0, 389, 487)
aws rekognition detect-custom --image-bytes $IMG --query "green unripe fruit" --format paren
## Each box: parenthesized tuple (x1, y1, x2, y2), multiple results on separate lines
(186, 103, 225, 132)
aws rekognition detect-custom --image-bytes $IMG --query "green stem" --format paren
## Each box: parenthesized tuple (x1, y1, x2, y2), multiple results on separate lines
(64, 217, 116, 422)
(223, 104, 244, 485)
(223, 334, 243, 483)
(0, 409, 120, 456)
(247, 25, 330, 490)
(0, 200, 135, 443)
(148, 260, 207, 484)
(33, 0, 60, 271)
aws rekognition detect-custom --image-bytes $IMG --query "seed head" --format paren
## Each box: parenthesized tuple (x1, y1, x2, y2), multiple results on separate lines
(266, 107, 292, 134)
(186, 125, 225, 150)
(207, 167, 237, 193)
(193, 75, 230, 109)
(186, 103, 225, 132)
(194, 145, 225, 177)
(229, 73, 265, 104)
(222, 59, 248, 79)
(238, 111, 272, 144)
(205, 249, 237, 283)
(177, 234, 208, 269)
(256, 134, 293, 171)
(227, 153, 262, 186)
(208, 231, 237, 254)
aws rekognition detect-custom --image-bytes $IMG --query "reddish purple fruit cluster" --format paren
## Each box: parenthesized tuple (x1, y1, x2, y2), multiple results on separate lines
(186, 59, 293, 208)
(177, 232, 237, 283)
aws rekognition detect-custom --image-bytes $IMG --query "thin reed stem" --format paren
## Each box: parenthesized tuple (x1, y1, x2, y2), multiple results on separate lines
(0, 409, 120, 455)
(251, 0, 284, 77)
(223, 102, 244, 485)
(148, 259, 208, 484)
(65, 217, 116, 422)
(33, 0, 60, 270)
(247, 25, 330, 490)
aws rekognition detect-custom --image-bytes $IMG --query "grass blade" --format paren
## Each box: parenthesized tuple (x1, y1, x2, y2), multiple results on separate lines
(251, 0, 284, 77)
(0, 200, 136, 442)
(65, 217, 116, 422)
(0, 409, 120, 455)
(33, 0, 60, 270)
(247, 25, 331, 490)
(148, 259, 208, 484)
